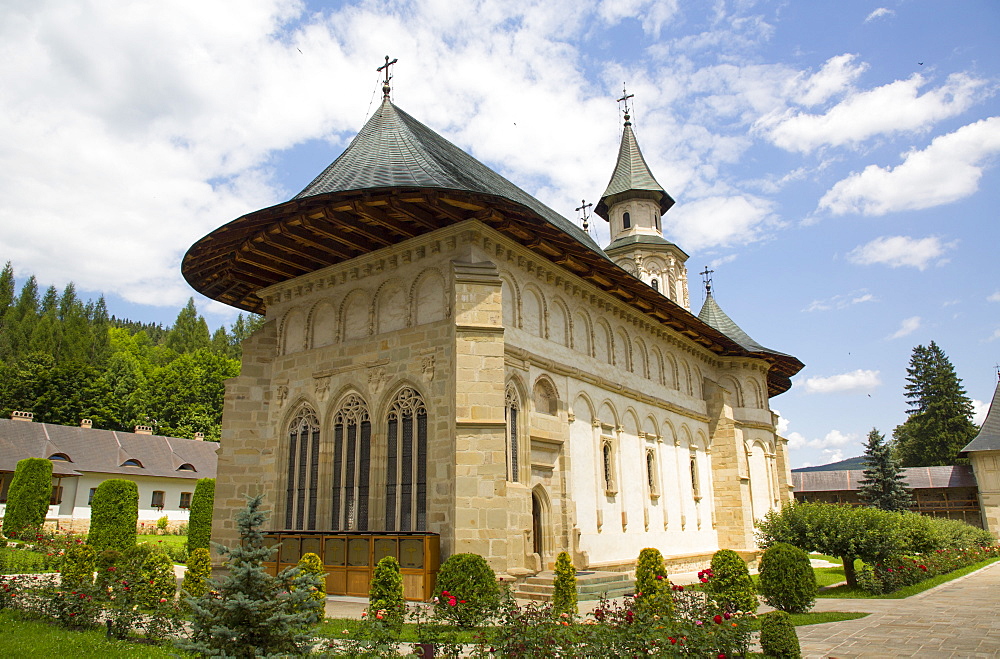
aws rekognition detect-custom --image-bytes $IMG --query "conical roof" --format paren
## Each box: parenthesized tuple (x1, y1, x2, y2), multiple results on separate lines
(595, 122, 674, 220)
(960, 378, 1000, 454)
(295, 98, 603, 254)
(698, 292, 790, 358)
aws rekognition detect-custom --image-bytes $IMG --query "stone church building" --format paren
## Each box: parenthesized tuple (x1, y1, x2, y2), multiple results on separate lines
(183, 79, 803, 590)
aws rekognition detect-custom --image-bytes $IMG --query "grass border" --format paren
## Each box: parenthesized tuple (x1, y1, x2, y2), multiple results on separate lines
(816, 557, 1000, 599)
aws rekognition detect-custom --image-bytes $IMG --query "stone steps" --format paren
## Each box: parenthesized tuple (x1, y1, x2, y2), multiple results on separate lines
(513, 570, 634, 602)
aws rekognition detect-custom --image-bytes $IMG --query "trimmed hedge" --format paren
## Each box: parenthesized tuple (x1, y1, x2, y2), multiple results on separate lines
(368, 555, 404, 630)
(705, 549, 758, 614)
(857, 544, 1000, 594)
(432, 553, 501, 628)
(552, 551, 578, 616)
(2, 458, 54, 537)
(60, 544, 97, 591)
(634, 547, 672, 617)
(759, 542, 816, 614)
(759, 610, 801, 658)
(186, 478, 215, 555)
(182, 548, 212, 601)
(87, 479, 138, 552)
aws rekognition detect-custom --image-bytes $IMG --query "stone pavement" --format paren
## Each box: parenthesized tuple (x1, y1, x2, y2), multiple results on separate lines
(794, 560, 1000, 658)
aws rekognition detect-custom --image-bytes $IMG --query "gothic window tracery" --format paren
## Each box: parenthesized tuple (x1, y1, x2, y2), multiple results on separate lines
(331, 394, 371, 531)
(505, 385, 520, 482)
(385, 387, 428, 532)
(285, 406, 321, 530)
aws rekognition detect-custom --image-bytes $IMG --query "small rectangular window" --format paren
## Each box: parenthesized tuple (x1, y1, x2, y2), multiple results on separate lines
(179, 492, 192, 509)
(151, 490, 165, 508)
(50, 485, 63, 505)
(88, 488, 97, 505)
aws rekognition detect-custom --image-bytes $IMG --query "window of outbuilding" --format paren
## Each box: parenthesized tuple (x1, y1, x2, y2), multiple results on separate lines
(151, 491, 165, 509)
(179, 492, 192, 509)
(88, 488, 97, 505)
(177, 463, 196, 472)
(121, 459, 143, 468)
(48, 453, 71, 462)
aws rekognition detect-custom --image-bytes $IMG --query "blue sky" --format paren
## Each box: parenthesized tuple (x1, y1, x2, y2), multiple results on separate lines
(1, 0, 998, 467)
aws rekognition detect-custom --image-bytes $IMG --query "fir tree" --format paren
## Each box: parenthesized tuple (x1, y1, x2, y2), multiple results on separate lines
(165, 298, 210, 354)
(179, 494, 323, 658)
(858, 428, 912, 511)
(893, 341, 977, 466)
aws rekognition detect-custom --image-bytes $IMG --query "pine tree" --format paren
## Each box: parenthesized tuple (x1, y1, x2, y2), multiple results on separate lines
(893, 341, 977, 466)
(858, 428, 911, 511)
(179, 494, 323, 657)
(165, 298, 210, 354)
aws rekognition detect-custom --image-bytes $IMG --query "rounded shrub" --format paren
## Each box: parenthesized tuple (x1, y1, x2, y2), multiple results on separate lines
(88, 479, 138, 552)
(705, 549, 758, 614)
(140, 549, 178, 606)
(368, 555, 404, 630)
(758, 542, 816, 614)
(297, 552, 327, 604)
(552, 551, 577, 616)
(60, 544, 97, 590)
(2, 457, 54, 537)
(433, 553, 501, 627)
(182, 548, 213, 601)
(634, 547, 673, 617)
(759, 610, 801, 658)
(187, 478, 215, 555)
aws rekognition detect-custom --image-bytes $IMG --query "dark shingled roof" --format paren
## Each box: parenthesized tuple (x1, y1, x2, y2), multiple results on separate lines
(792, 465, 977, 492)
(604, 233, 687, 256)
(960, 379, 1000, 454)
(296, 98, 608, 258)
(595, 122, 674, 220)
(0, 419, 218, 479)
(698, 292, 790, 357)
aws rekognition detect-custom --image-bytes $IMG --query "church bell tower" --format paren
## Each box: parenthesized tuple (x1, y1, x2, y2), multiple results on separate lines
(595, 89, 690, 309)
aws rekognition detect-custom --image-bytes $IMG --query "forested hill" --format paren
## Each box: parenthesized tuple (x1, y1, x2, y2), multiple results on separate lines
(0, 262, 262, 441)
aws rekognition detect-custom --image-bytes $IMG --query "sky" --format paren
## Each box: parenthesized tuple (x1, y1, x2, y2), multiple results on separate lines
(1, 0, 998, 468)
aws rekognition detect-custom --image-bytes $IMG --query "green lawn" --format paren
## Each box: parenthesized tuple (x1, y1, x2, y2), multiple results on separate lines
(0, 609, 183, 658)
(136, 534, 186, 548)
(817, 557, 999, 599)
(786, 611, 868, 626)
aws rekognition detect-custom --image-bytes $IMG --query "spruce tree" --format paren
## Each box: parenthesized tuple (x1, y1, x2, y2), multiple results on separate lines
(179, 494, 323, 657)
(858, 428, 912, 511)
(893, 342, 977, 466)
(165, 298, 210, 354)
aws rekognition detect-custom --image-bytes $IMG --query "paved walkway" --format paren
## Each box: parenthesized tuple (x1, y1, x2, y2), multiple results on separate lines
(794, 560, 1000, 658)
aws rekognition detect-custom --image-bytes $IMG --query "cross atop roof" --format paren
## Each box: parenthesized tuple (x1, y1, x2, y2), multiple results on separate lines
(576, 199, 593, 232)
(617, 84, 634, 125)
(700, 266, 714, 296)
(378, 55, 398, 98)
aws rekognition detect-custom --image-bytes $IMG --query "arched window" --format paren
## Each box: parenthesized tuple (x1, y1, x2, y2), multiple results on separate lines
(386, 388, 428, 532)
(690, 454, 700, 498)
(121, 459, 143, 468)
(331, 394, 371, 531)
(505, 385, 520, 482)
(622, 211, 631, 229)
(602, 438, 617, 494)
(176, 463, 196, 472)
(285, 406, 320, 530)
(651, 278, 659, 292)
(48, 453, 71, 462)
(646, 450, 659, 497)
(533, 379, 558, 416)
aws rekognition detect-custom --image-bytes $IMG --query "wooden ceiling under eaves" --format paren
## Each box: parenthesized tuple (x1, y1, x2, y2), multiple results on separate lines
(181, 185, 803, 397)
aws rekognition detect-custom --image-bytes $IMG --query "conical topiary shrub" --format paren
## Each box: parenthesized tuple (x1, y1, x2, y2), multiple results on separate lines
(759, 542, 816, 613)
(552, 551, 577, 616)
(759, 610, 801, 658)
(705, 549, 758, 614)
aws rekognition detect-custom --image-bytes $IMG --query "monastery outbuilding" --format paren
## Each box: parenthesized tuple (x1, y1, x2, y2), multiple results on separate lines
(183, 73, 803, 596)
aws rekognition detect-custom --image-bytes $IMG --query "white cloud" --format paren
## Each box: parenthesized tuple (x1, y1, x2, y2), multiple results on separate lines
(847, 235, 956, 270)
(804, 289, 876, 312)
(802, 369, 881, 394)
(666, 194, 780, 251)
(787, 429, 858, 453)
(973, 399, 991, 426)
(864, 8, 894, 23)
(989, 292, 1000, 302)
(760, 72, 987, 153)
(598, 0, 680, 36)
(819, 117, 1000, 216)
(793, 53, 868, 107)
(988, 328, 1000, 342)
(888, 316, 921, 340)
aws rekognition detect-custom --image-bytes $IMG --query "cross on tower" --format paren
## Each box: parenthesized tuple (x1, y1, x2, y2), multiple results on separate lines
(699, 266, 714, 296)
(576, 199, 593, 232)
(617, 83, 635, 125)
(378, 55, 398, 98)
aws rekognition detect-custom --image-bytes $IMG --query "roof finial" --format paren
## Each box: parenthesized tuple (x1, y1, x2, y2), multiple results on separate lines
(576, 199, 593, 233)
(377, 55, 398, 99)
(700, 266, 714, 297)
(617, 83, 635, 126)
